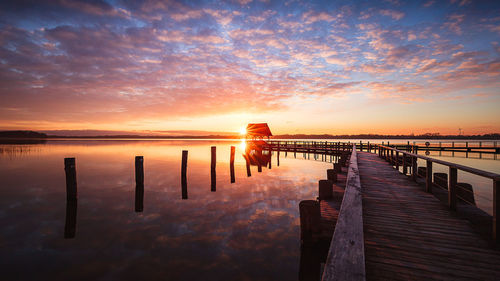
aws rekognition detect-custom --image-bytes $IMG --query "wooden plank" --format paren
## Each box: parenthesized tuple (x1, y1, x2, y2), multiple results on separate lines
(322, 146, 365, 281)
(358, 151, 500, 281)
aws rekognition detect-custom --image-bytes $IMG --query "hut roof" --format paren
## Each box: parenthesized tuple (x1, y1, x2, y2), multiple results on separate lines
(246, 123, 272, 137)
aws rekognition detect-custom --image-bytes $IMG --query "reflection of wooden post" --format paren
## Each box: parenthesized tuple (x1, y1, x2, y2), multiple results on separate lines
(319, 180, 333, 200)
(135, 184, 144, 212)
(244, 155, 251, 177)
(64, 200, 77, 239)
(268, 152, 272, 169)
(277, 150, 280, 167)
(181, 151, 188, 199)
(211, 146, 216, 191)
(64, 158, 77, 201)
(299, 200, 321, 242)
(327, 169, 337, 182)
(230, 146, 235, 183)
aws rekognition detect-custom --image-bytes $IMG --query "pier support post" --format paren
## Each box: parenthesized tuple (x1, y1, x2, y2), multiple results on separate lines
(327, 169, 337, 182)
(181, 151, 188, 199)
(299, 200, 321, 243)
(64, 158, 77, 201)
(334, 163, 342, 173)
(448, 167, 457, 211)
(319, 180, 333, 200)
(426, 160, 432, 193)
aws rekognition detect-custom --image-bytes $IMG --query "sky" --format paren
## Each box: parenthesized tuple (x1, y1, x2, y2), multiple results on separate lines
(0, 0, 499, 136)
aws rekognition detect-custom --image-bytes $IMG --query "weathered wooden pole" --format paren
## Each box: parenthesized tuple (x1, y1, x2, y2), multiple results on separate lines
(64, 158, 77, 201)
(402, 155, 408, 175)
(135, 156, 144, 186)
(211, 146, 216, 191)
(181, 150, 188, 199)
(277, 150, 280, 167)
(327, 169, 337, 182)
(426, 160, 432, 193)
(448, 167, 458, 210)
(334, 162, 342, 173)
(319, 180, 333, 200)
(230, 146, 235, 183)
(299, 200, 321, 242)
(64, 200, 77, 239)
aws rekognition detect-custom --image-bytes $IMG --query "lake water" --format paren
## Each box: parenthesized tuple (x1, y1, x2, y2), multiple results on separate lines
(0, 139, 332, 281)
(0, 139, 498, 280)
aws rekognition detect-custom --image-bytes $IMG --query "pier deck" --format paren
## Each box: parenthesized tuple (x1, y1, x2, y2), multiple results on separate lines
(357, 151, 500, 280)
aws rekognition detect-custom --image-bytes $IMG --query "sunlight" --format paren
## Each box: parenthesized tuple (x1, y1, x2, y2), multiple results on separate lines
(239, 139, 247, 151)
(239, 127, 247, 135)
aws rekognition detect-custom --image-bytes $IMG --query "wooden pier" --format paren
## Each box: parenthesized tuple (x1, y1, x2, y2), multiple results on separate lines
(359, 151, 500, 280)
(260, 141, 500, 280)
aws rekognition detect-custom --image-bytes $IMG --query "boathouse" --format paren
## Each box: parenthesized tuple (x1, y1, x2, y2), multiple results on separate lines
(246, 123, 272, 140)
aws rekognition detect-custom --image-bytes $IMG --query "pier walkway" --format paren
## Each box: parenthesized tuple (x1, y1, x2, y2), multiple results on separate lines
(357, 151, 500, 280)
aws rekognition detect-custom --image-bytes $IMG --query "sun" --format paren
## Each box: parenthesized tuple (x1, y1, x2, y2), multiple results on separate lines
(239, 127, 247, 135)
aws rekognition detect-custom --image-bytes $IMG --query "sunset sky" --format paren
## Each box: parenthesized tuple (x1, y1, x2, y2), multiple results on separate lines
(0, 0, 499, 135)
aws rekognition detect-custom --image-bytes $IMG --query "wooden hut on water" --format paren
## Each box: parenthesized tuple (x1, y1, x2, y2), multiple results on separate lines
(246, 123, 272, 140)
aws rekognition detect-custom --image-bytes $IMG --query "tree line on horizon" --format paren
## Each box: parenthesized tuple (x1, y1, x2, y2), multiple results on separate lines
(1, 130, 499, 140)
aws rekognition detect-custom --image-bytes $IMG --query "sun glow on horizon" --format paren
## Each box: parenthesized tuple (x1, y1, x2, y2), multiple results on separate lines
(239, 127, 247, 135)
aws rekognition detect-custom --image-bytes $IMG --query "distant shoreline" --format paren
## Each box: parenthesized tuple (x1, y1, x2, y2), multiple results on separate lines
(1, 130, 499, 140)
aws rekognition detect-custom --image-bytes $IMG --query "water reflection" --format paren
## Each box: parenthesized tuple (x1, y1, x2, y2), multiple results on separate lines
(64, 200, 77, 239)
(1, 139, 497, 280)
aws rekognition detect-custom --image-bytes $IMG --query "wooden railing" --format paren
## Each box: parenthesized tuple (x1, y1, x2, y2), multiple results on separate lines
(371, 144, 500, 241)
(322, 146, 366, 281)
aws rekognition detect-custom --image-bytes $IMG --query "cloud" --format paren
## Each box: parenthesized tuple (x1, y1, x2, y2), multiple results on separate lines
(379, 9, 405, 20)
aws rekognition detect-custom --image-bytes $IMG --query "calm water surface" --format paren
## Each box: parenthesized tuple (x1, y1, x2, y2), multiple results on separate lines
(0, 140, 332, 281)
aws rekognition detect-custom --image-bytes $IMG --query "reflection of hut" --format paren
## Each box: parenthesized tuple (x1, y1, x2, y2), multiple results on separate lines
(246, 123, 272, 140)
(245, 142, 271, 167)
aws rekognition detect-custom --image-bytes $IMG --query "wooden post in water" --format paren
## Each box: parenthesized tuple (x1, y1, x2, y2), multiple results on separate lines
(135, 156, 144, 211)
(181, 151, 188, 199)
(494, 178, 499, 241)
(277, 150, 280, 167)
(448, 167, 457, 210)
(426, 160, 432, 193)
(230, 146, 235, 183)
(211, 146, 216, 191)
(64, 158, 77, 201)
(327, 169, 337, 182)
(319, 180, 333, 200)
(334, 163, 342, 173)
(299, 200, 321, 242)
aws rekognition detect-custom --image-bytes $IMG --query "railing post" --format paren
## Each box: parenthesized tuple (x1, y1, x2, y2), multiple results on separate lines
(411, 156, 417, 181)
(402, 153, 407, 175)
(448, 167, 457, 210)
(493, 178, 499, 241)
(390, 150, 394, 165)
(395, 151, 399, 170)
(426, 160, 432, 193)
